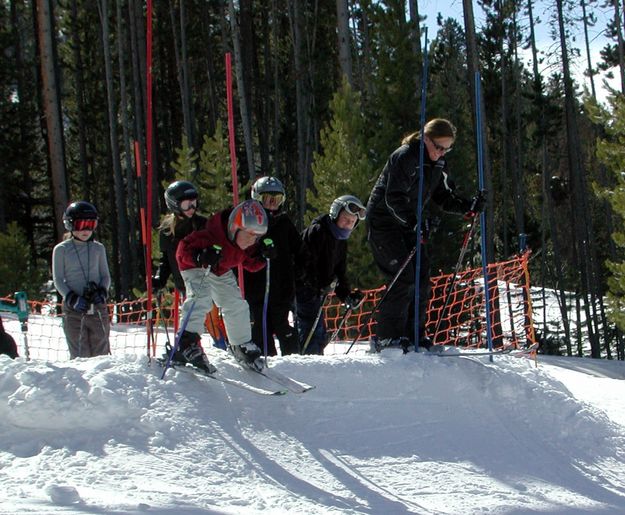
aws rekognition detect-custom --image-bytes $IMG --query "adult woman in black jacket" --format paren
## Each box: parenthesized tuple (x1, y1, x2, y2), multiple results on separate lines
(244, 177, 302, 356)
(366, 118, 484, 351)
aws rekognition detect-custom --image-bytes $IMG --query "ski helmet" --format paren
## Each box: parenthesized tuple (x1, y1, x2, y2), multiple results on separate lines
(63, 201, 99, 232)
(329, 195, 366, 222)
(227, 199, 268, 242)
(164, 180, 199, 214)
(251, 176, 286, 207)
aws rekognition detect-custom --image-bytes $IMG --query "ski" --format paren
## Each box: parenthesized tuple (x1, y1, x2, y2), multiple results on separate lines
(155, 358, 288, 396)
(250, 366, 315, 394)
(429, 342, 539, 357)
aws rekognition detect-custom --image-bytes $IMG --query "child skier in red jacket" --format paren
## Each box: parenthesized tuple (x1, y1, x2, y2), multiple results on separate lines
(174, 199, 273, 372)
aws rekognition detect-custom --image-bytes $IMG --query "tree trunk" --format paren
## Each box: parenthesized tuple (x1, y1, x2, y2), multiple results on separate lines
(228, 0, 256, 182)
(556, 0, 601, 357)
(336, 0, 352, 85)
(35, 0, 67, 240)
(97, 0, 131, 298)
(117, 0, 140, 294)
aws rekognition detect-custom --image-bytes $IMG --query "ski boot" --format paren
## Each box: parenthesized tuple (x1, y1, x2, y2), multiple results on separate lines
(177, 331, 217, 374)
(231, 341, 264, 371)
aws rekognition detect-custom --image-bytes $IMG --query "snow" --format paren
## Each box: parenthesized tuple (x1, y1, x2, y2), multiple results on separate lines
(1, 324, 625, 514)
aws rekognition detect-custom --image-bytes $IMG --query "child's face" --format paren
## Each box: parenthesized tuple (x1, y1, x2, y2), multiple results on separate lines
(72, 229, 94, 241)
(236, 228, 261, 250)
(336, 210, 358, 231)
(261, 192, 284, 212)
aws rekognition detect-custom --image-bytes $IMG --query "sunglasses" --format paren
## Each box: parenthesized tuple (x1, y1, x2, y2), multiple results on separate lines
(180, 199, 198, 211)
(74, 219, 98, 231)
(429, 138, 453, 154)
(345, 202, 366, 220)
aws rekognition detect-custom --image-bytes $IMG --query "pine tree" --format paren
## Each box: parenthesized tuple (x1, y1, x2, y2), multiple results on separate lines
(307, 78, 381, 288)
(589, 94, 625, 334)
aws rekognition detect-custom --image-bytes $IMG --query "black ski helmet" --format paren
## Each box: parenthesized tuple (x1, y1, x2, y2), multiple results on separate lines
(164, 180, 199, 214)
(251, 176, 286, 207)
(63, 201, 99, 232)
(329, 195, 366, 222)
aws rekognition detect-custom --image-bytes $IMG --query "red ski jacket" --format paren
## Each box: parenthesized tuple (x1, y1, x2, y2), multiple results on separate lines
(176, 209, 266, 276)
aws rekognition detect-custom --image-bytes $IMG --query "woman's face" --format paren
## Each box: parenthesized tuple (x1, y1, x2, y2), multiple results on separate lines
(336, 210, 358, 230)
(424, 136, 454, 161)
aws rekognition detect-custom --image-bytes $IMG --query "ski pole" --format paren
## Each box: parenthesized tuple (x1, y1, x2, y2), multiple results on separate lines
(431, 216, 478, 344)
(262, 254, 271, 360)
(300, 280, 337, 355)
(345, 245, 417, 354)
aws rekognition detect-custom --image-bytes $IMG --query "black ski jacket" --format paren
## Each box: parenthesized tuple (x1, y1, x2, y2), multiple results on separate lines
(155, 213, 207, 292)
(243, 209, 303, 305)
(366, 139, 471, 232)
(297, 214, 350, 301)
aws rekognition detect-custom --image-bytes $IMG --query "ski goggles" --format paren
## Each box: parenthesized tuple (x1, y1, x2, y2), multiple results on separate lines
(180, 199, 198, 211)
(344, 202, 366, 220)
(261, 192, 285, 205)
(73, 219, 98, 231)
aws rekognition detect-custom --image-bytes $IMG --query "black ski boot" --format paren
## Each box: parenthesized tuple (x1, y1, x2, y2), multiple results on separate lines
(177, 331, 217, 374)
(231, 341, 264, 370)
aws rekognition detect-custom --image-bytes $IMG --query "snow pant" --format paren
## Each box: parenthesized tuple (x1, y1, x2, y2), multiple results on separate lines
(63, 304, 110, 358)
(249, 300, 299, 356)
(180, 267, 251, 346)
(368, 223, 430, 342)
(295, 285, 327, 355)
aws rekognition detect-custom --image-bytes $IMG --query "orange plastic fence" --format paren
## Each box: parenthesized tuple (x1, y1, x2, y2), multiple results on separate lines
(0, 252, 534, 360)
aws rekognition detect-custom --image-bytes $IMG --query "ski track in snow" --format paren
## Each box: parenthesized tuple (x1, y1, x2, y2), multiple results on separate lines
(0, 347, 624, 514)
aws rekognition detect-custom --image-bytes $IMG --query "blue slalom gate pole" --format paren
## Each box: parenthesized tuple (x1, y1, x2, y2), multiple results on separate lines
(414, 28, 429, 352)
(474, 72, 494, 354)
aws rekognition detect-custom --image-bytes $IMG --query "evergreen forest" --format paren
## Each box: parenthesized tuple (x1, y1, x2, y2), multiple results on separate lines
(2, 0, 625, 359)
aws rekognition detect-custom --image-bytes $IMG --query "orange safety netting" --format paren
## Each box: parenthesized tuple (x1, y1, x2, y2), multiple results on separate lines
(0, 252, 534, 360)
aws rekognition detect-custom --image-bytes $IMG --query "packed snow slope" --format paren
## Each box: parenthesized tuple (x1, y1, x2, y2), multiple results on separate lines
(1, 348, 625, 515)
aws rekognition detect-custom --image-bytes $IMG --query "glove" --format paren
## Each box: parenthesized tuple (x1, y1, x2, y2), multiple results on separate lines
(151, 275, 164, 291)
(260, 238, 277, 260)
(194, 245, 221, 268)
(344, 289, 365, 310)
(464, 190, 487, 219)
(91, 287, 108, 305)
(320, 278, 338, 297)
(65, 291, 89, 313)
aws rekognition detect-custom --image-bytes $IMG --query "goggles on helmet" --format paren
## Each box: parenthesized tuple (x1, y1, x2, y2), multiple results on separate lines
(344, 202, 366, 220)
(73, 219, 98, 231)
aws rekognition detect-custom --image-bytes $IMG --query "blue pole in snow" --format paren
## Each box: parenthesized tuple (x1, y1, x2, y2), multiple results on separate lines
(474, 72, 494, 353)
(413, 27, 429, 352)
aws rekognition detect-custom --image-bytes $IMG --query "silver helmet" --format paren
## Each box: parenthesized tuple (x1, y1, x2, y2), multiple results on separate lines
(329, 195, 366, 221)
(251, 176, 286, 207)
(227, 199, 269, 241)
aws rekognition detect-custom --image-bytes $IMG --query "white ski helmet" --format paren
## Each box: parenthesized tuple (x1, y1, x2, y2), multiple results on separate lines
(329, 195, 366, 221)
(227, 199, 269, 241)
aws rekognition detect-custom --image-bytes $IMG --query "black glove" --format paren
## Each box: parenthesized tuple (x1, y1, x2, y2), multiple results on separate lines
(344, 289, 365, 310)
(260, 238, 277, 260)
(194, 245, 222, 268)
(91, 287, 108, 305)
(65, 291, 89, 313)
(464, 190, 487, 219)
(152, 275, 164, 291)
(320, 278, 338, 297)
